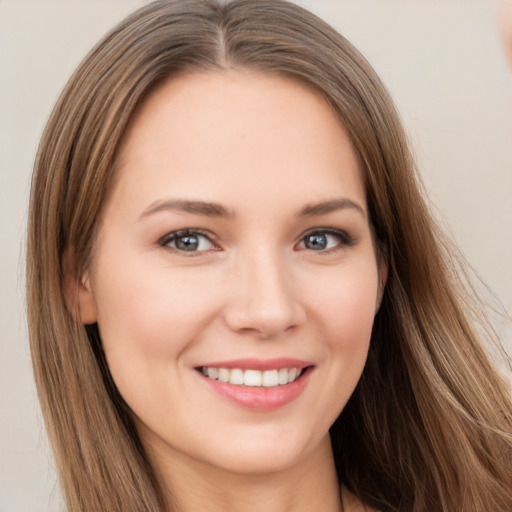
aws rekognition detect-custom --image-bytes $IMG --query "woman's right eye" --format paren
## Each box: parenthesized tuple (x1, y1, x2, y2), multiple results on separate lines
(160, 229, 216, 253)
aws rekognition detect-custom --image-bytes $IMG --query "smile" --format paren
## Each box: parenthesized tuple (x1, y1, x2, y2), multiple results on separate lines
(196, 359, 314, 411)
(199, 367, 303, 387)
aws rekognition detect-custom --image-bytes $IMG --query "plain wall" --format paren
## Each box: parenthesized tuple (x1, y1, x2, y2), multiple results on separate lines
(1, 1, 510, 510)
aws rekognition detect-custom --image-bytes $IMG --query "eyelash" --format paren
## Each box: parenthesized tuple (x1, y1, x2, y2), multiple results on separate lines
(158, 228, 355, 255)
(296, 228, 355, 253)
(159, 229, 219, 254)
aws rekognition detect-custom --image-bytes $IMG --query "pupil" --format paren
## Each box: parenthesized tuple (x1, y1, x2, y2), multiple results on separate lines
(176, 234, 199, 251)
(306, 233, 327, 250)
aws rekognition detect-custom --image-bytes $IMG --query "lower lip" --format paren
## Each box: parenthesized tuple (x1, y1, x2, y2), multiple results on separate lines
(199, 367, 313, 412)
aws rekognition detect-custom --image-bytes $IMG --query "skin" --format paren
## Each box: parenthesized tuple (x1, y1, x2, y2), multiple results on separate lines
(76, 71, 384, 512)
(500, 0, 512, 67)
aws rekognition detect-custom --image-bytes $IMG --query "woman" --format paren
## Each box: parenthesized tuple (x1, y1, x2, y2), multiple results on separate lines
(26, 1, 512, 511)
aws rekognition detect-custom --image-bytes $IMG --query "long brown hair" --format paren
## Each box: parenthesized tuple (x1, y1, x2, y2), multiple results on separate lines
(27, 1, 512, 510)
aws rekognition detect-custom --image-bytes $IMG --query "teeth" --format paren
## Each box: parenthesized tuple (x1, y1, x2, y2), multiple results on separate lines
(244, 369, 262, 387)
(200, 367, 303, 387)
(230, 369, 244, 385)
(262, 370, 278, 387)
(278, 368, 289, 385)
(218, 368, 229, 383)
(206, 367, 218, 379)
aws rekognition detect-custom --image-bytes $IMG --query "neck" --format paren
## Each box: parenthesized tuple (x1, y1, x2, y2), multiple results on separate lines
(148, 435, 343, 512)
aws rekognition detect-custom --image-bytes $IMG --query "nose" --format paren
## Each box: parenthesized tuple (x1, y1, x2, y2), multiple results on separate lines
(223, 249, 306, 339)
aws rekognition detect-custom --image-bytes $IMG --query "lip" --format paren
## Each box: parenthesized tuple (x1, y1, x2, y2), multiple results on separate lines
(196, 359, 314, 412)
(197, 357, 312, 371)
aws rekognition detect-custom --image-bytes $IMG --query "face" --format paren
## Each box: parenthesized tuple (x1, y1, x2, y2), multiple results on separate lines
(78, 71, 384, 477)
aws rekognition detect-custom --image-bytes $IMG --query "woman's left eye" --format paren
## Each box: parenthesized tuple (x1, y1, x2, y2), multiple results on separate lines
(296, 230, 352, 252)
(160, 230, 215, 253)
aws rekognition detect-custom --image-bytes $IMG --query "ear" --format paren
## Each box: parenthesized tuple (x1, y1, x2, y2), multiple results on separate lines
(375, 259, 388, 313)
(63, 249, 98, 325)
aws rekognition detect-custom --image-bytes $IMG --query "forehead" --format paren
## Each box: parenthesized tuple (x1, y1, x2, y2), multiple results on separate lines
(111, 70, 365, 216)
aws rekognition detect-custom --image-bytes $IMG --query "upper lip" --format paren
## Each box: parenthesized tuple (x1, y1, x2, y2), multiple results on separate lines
(196, 357, 313, 371)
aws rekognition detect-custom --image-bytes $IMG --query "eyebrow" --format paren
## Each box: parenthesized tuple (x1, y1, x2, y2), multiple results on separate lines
(297, 198, 366, 218)
(139, 199, 233, 220)
(138, 197, 365, 221)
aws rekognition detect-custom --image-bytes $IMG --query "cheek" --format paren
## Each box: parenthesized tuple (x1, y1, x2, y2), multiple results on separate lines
(293, 260, 378, 437)
(308, 260, 379, 347)
(91, 256, 223, 383)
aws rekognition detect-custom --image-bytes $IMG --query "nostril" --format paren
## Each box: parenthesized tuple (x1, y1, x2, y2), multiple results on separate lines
(223, 302, 305, 339)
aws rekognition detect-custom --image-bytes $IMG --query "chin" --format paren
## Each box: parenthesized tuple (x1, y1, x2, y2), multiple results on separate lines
(195, 423, 332, 476)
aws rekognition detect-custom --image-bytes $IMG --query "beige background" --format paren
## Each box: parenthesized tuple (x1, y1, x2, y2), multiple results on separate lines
(1, 1, 511, 510)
